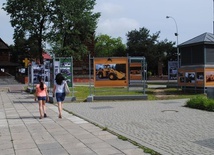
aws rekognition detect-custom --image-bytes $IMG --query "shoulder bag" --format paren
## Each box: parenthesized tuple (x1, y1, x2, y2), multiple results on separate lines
(64, 81, 70, 95)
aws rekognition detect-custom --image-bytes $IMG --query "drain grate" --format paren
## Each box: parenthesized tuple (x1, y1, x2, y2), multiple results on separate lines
(90, 106, 113, 110)
(161, 110, 178, 112)
(160, 101, 180, 104)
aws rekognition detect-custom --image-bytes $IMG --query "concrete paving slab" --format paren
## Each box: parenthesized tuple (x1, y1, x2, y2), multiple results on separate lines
(91, 147, 122, 155)
(65, 147, 96, 155)
(15, 148, 42, 155)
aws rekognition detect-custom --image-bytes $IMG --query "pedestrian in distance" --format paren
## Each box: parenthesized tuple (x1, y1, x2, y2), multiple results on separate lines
(35, 76, 49, 119)
(53, 73, 67, 118)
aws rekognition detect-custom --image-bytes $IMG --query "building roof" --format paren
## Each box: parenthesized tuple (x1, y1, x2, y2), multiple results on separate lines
(179, 32, 214, 47)
(0, 38, 10, 50)
(42, 53, 52, 59)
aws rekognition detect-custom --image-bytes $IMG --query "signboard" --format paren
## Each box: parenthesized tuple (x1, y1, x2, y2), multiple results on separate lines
(54, 57, 73, 87)
(168, 61, 178, 80)
(28, 60, 51, 87)
(178, 68, 204, 87)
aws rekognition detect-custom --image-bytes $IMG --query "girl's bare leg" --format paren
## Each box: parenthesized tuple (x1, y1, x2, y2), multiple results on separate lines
(39, 100, 43, 119)
(42, 100, 47, 117)
(58, 102, 62, 118)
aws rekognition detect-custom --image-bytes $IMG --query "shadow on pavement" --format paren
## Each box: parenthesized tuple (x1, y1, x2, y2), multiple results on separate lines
(7, 116, 38, 120)
(13, 100, 36, 104)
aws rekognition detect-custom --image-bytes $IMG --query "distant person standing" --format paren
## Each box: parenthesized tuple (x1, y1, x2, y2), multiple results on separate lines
(35, 76, 49, 119)
(53, 73, 66, 118)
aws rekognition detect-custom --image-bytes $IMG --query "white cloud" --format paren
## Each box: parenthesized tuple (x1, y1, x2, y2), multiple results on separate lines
(0, 3, 14, 45)
(96, 18, 140, 43)
(94, 0, 213, 44)
(0, 0, 213, 45)
(95, 2, 124, 17)
(94, 1, 140, 43)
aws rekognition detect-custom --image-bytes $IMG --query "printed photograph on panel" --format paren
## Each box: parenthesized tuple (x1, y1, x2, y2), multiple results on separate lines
(96, 63, 126, 81)
(178, 71, 184, 83)
(185, 72, 195, 83)
(94, 57, 128, 87)
(130, 63, 142, 80)
(206, 71, 214, 82)
(59, 58, 72, 87)
(33, 65, 45, 84)
(196, 72, 204, 81)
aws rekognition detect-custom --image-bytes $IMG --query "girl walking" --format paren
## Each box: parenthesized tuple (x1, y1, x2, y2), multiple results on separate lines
(53, 73, 67, 118)
(35, 76, 49, 119)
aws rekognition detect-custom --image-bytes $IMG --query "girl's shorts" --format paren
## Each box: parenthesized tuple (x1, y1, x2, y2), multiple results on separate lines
(37, 96, 46, 101)
(56, 93, 65, 102)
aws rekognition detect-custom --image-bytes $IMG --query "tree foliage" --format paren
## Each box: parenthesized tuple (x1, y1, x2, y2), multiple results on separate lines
(155, 40, 177, 74)
(126, 27, 176, 75)
(2, 0, 100, 63)
(48, 0, 100, 59)
(2, 0, 49, 64)
(95, 34, 126, 57)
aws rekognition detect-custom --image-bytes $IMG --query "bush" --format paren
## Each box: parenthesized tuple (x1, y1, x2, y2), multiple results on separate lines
(186, 95, 214, 112)
(147, 71, 152, 78)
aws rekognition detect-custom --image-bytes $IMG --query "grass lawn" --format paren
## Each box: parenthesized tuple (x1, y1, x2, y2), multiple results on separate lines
(71, 84, 205, 102)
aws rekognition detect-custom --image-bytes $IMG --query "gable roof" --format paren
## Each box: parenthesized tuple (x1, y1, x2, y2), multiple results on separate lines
(179, 32, 214, 47)
(0, 38, 10, 50)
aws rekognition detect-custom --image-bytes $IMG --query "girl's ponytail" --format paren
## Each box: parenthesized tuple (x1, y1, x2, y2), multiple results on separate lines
(38, 76, 44, 90)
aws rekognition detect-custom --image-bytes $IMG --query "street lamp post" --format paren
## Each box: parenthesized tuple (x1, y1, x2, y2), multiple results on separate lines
(166, 16, 179, 67)
(166, 16, 180, 82)
(213, 0, 214, 34)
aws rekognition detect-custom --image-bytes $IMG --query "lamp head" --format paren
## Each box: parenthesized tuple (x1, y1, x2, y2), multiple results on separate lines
(166, 16, 170, 18)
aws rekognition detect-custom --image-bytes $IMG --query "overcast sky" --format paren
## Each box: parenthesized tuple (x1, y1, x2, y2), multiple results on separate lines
(0, 0, 213, 46)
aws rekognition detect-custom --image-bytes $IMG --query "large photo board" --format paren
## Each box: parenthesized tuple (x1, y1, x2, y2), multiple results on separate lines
(178, 68, 204, 87)
(94, 57, 128, 87)
(29, 60, 51, 87)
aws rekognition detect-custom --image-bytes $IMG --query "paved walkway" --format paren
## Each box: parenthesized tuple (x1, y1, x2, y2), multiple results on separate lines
(63, 99, 214, 155)
(2, 84, 214, 155)
(0, 88, 149, 155)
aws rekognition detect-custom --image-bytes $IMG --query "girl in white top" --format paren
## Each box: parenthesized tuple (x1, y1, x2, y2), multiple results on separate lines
(53, 73, 67, 118)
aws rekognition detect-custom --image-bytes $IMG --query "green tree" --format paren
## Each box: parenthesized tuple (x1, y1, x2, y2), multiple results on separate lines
(12, 31, 28, 64)
(155, 39, 176, 74)
(95, 34, 126, 57)
(2, 0, 50, 64)
(126, 27, 176, 75)
(48, 0, 100, 60)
